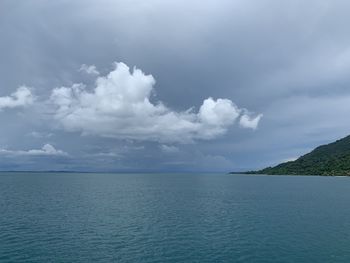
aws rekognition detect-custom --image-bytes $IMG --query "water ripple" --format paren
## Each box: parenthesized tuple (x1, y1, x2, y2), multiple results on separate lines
(1, 173, 350, 262)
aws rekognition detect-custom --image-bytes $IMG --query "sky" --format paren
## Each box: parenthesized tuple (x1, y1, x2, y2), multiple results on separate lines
(1, 0, 350, 172)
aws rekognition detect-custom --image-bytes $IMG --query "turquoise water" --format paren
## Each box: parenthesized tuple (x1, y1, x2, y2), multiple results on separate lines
(1, 173, 350, 262)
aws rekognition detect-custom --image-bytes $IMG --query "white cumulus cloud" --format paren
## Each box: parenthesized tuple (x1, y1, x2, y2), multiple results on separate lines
(50, 62, 262, 143)
(0, 144, 68, 156)
(239, 113, 263, 130)
(0, 86, 34, 110)
(79, 64, 100, 75)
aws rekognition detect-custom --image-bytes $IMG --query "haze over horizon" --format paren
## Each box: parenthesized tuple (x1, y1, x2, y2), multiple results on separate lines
(1, 0, 350, 172)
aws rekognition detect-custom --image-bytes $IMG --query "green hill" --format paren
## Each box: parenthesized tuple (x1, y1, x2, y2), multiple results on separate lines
(246, 135, 350, 176)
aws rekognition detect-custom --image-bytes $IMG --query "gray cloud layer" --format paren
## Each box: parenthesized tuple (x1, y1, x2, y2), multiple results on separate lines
(1, 0, 350, 171)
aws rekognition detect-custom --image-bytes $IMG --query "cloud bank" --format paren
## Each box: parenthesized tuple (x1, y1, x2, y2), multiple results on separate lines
(0, 86, 34, 110)
(50, 62, 262, 143)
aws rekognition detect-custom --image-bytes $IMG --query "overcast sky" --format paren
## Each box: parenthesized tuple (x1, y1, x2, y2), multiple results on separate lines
(1, 0, 350, 172)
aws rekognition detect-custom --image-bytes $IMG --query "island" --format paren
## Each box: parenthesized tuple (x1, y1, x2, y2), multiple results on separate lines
(238, 134, 350, 176)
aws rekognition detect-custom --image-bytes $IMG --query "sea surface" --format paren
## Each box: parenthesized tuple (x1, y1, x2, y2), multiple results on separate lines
(1, 173, 350, 262)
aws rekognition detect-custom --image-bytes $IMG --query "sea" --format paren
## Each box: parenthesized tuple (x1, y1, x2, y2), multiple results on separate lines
(1, 172, 350, 262)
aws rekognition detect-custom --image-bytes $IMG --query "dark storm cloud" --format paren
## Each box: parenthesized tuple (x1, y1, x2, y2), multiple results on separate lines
(1, 0, 350, 171)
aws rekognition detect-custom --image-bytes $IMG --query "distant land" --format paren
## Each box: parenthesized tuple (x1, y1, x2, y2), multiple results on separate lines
(237, 135, 350, 176)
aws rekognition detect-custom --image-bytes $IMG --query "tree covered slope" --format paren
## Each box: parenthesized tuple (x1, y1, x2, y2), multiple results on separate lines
(247, 135, 350, 176)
